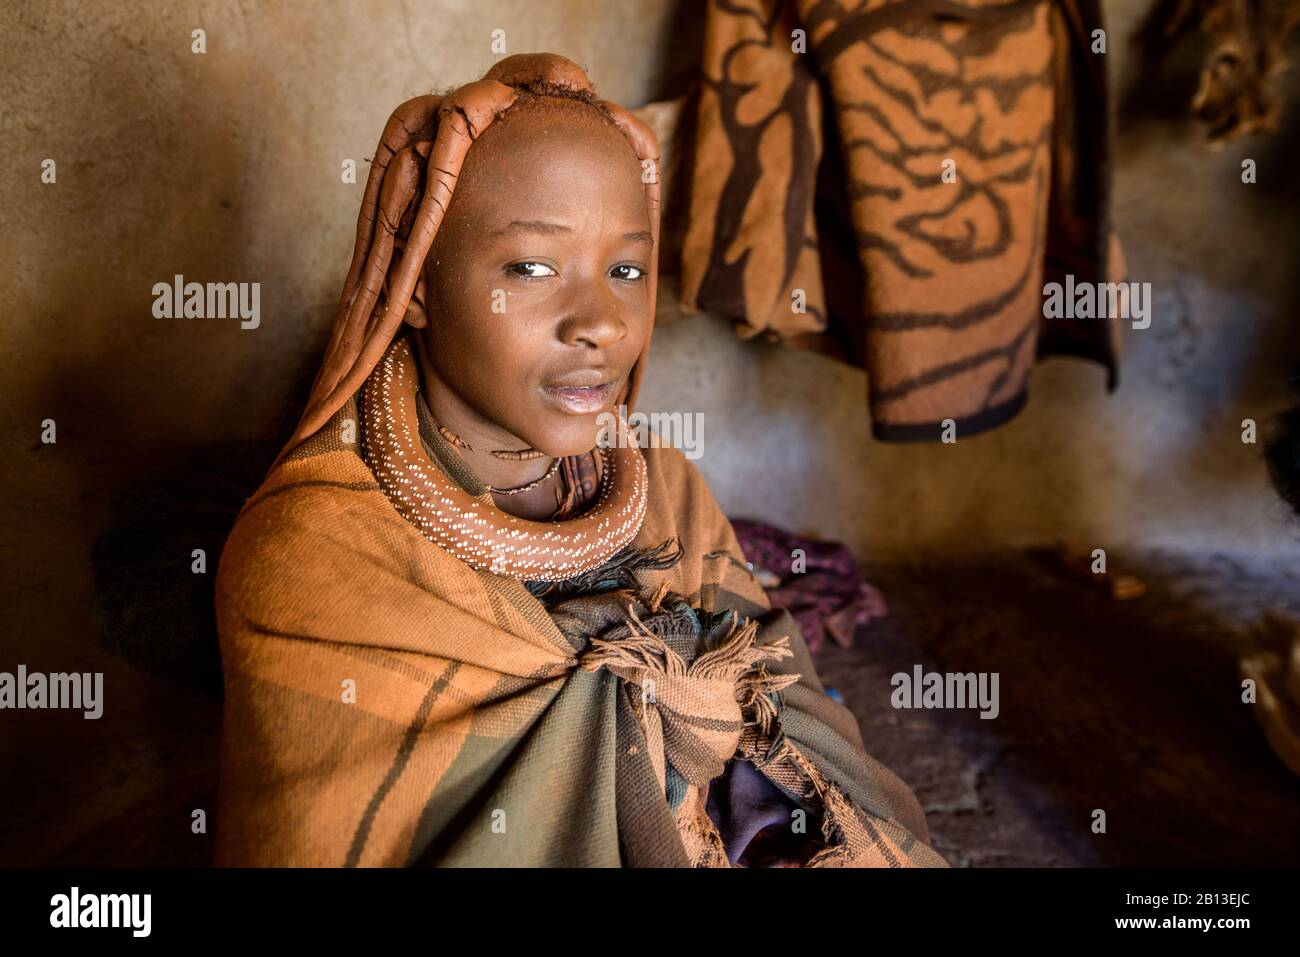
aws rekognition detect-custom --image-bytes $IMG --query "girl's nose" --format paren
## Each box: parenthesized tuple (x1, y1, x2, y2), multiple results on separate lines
(556, 282, 629, 350)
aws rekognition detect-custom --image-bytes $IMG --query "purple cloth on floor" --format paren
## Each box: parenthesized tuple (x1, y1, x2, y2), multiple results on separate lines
(729, 517, 888, 656)
(705, 758, 802, 865)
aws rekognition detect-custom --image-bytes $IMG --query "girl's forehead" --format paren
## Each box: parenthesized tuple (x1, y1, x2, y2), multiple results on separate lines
(426, 105, 649, 253)
(456, 105, 644, 198)
(484, 119, 618, 172)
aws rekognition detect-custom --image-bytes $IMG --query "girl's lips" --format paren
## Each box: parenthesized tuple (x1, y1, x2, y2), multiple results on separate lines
(542, 381, 617, 414)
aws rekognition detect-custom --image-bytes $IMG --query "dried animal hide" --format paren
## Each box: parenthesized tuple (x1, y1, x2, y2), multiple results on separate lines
(1141, 0, 1300, 142)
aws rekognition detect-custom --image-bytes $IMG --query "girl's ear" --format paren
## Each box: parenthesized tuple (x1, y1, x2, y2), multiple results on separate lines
(388, 245, 430, 329)
(403, 271, 430, 330)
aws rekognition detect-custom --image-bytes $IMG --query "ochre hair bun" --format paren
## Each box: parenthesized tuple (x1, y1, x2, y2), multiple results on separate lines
(484, 53, 593, 93)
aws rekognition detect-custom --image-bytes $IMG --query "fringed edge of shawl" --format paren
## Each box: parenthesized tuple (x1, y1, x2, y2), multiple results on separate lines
(741, 728, 918, 868)
(576, 578, 812, 866)
(555, 537, 919, 867)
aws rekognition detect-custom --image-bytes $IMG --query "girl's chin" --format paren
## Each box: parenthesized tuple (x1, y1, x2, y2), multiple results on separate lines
(522, 418, 606, 459)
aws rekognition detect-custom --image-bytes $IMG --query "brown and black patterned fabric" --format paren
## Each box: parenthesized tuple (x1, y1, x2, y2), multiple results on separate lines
(674, 0, 1124, 440)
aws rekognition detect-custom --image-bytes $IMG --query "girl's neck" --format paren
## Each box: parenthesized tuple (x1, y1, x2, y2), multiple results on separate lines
(410, 335, 564, 520)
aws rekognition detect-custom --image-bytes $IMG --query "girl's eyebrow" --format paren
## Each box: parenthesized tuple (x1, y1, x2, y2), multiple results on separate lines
(492, 219, 571, 237)
(490, 220, 653, 244)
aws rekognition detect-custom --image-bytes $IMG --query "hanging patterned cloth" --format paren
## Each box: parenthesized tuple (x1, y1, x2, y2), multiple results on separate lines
(671, 0, 1125, 439)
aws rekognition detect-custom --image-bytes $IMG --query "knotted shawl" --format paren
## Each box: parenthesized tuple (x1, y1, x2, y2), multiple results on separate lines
(213, 391, 947, 867)
(674, 0, 1124, 439)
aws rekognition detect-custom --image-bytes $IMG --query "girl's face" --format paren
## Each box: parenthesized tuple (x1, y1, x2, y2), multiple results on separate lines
(413, 99, 653, 459)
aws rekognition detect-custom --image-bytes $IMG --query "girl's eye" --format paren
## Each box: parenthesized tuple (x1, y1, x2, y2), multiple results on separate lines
(610, 263, 646, 281)
(507, 261, 557, 279)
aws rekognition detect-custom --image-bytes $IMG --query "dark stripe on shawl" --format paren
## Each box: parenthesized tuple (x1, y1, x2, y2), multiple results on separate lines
(345, 660, 462, 866)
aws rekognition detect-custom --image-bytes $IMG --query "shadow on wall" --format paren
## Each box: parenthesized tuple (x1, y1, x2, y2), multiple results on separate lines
(75, 2, 708, 695)
(1117, 1, 1300, 534)
(35, 38, 320, 692)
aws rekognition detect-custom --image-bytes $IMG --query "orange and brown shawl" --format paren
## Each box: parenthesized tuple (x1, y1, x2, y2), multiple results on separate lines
(213, 381, 947, 867)
(671, 0, 1124, 439)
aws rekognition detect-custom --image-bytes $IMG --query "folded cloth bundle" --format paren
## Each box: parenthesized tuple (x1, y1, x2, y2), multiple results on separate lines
(672, 0, 1125, 439)
(730, 517, 890, 655)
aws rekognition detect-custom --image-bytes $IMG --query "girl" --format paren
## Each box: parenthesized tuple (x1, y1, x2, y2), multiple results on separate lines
(212, 53, 944, 868)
